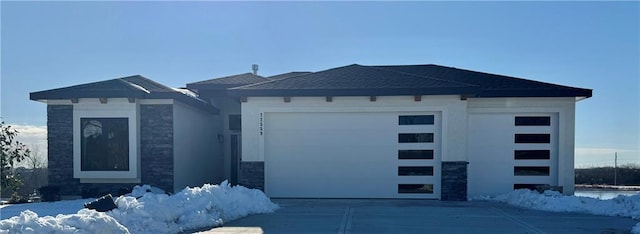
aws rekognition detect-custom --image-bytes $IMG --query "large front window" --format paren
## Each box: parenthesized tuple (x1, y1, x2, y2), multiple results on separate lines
(81, 118, 129, 171)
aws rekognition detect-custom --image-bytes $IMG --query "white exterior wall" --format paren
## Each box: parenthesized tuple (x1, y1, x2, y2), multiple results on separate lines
(466, 97, 576, 196)
(173, 100, 223, 191)
(241, 95, 468, 163)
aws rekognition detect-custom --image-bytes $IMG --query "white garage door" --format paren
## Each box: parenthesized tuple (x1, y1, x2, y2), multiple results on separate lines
(264, 112, 441, 199)
(467, 113, 558, 197)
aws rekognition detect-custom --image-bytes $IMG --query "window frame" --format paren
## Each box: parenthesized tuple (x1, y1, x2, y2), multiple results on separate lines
(73, 99, 139, 180)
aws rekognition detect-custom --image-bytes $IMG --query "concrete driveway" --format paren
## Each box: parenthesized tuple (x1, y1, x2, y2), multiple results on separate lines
(201, 199, 636, 234)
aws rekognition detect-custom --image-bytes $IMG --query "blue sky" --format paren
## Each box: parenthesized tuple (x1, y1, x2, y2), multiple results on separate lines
(1, 1, 638, 167)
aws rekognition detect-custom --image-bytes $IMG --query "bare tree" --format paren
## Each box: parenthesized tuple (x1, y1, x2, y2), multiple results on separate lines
(23, 145, 47, 169)
(16, 145, 48, 199)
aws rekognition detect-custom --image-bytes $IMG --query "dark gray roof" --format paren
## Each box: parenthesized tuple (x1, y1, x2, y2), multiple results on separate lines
(268, 72, 312, 80)
(30, 75, 218, 114)
(229, 64, 592, 98)
(375, 65, 592, 98)
(187, 73, 270, 90)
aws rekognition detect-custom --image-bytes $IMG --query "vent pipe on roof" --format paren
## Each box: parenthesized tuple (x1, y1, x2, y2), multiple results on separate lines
(252, 64, 259, 75)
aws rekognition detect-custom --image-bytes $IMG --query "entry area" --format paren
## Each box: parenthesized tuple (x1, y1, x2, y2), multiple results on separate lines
(263, 111, 441, 199)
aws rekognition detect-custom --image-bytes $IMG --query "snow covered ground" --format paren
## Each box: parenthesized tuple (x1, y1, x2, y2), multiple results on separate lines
(475, 189, 640, 234)
(3, 187, 638, 233)
(0, 181, 278, 233)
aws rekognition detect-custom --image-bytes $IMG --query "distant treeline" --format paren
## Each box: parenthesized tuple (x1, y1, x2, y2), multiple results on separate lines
(575, 164, 640, 186)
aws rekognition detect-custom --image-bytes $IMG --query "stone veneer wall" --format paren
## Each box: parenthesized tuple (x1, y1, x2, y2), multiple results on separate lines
(239, 162, 264, 191)
(441, 161, 469, 201)
(140, 104, 174, 193)
(47, 105, 79, 196)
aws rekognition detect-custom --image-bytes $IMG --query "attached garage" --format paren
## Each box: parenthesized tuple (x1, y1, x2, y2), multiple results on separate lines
(230, 64, 591, 200)
(264, 111, 441, 199)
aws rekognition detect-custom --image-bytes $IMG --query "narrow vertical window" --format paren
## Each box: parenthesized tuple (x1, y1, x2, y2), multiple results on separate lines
(229, 114, 241, 131)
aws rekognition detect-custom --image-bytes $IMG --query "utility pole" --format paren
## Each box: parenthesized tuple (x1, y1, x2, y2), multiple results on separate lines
(614, 152, 618, 186)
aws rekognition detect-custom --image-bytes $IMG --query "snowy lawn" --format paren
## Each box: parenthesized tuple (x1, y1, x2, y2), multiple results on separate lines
(0, 181, 278, 233)
(475, 189, 640, 234)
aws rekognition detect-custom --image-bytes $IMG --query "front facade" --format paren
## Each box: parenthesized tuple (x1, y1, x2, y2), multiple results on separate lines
(31, 64, 591, 200)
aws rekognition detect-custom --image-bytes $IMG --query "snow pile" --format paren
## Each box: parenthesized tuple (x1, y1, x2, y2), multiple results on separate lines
(0, 210, 129, 233)
(477, 189, 640, 233)
(128, 184, 166, 198)
(0, 181, 278, 234)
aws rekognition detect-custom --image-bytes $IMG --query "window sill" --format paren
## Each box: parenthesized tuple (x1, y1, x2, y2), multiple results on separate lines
(80, 178, 141, 184)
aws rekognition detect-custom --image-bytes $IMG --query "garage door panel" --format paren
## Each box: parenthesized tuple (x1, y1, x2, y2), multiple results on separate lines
(269, 130, 396, 147)
(265, 112, 441, 199)
(468, 113, 558, 197)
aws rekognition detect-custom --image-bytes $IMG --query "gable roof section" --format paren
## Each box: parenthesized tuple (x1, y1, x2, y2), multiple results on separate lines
(229, 64, 480, 97)
(228, 64, 592, 98)
(30, 75, 218, 114)
(186, 73, 270, 91)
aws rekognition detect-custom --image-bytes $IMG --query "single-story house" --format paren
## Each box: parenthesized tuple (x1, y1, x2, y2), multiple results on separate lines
(31, 64, 591, 200)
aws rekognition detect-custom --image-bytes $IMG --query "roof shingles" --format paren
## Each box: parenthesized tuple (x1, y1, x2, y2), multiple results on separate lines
(187, 73, 270, 90)
(229, 64, 592, 98)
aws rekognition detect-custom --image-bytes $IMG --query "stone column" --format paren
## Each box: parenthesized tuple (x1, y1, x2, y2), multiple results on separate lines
(441, 161, 469, 201)
(239, 162, 264, 191)
(47, 105, 79, 196)
(140, 104, 174, 193)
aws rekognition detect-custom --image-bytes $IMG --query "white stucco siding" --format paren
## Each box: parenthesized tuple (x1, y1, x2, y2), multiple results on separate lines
(173, 101, 222, 192)
(467, 97, 577, 196)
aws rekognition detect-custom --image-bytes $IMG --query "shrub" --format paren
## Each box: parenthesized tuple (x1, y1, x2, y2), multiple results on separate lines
(8, 192, 28, 204)
(38, 185, 60, 202)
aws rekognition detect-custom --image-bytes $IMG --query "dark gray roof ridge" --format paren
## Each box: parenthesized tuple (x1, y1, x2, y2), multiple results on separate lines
(229, 68, 320, 90)
(188, 72, 266, 85)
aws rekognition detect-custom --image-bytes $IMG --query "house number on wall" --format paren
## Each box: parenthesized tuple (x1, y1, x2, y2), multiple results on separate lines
(259, 112, 264, 136)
